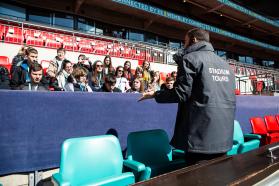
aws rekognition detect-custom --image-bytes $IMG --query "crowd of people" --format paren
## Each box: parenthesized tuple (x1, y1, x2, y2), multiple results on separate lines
(0, 46, 178, 93)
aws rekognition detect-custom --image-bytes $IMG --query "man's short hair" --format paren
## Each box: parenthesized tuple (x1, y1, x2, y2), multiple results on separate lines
(105, 75, 116, 85)
(29, 62, 42, 73)
(57, 47, 66, 53)
(26, 47, 38, 55)
(166, 77, 175, 82)
(187, 28, 210, 42)
(78, 54, 86, 59)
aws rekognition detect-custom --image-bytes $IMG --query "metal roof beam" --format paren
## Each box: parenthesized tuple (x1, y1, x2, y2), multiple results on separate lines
(74, 0, 85, 13)
(207, 4, 224, 13)
(242, 19, 258, 26)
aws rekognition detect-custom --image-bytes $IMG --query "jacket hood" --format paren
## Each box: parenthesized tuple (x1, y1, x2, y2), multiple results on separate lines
(185, 41, 214, 54)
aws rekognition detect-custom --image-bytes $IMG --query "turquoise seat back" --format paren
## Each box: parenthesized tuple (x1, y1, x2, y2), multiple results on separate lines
(227, 120, 261, 155)
(233, 120, 244, 144)
(59, 135, 124, 185)
(127, 129, 172, 165)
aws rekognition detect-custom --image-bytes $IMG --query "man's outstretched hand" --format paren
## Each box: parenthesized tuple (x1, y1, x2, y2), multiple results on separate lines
(138, 91, 155, 102)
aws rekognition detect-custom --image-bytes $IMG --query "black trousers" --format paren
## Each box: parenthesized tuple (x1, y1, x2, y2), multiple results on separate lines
(184, 152, 226, 166)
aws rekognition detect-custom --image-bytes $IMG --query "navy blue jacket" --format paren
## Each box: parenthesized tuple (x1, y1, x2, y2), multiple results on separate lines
(155, 41, 236, 154)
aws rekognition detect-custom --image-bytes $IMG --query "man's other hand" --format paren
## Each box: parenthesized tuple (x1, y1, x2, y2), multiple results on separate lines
(138, 91, 155, 102)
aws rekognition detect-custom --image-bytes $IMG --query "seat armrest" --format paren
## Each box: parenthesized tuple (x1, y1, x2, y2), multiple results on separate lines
(123, 159, 146, 172)
(244, 134, 261, 140)
(52, 173, 70, 186)
(172, 149, 185, 157)
(233, 140, 239, 145)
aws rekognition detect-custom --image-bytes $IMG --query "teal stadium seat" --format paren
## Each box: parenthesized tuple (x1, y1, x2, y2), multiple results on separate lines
(227, 120, 261, 155)
(126, 129, 186, 181)
(52, 135, 146, 186)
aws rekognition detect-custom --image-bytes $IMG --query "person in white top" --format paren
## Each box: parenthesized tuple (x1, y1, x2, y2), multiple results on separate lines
(114, 66, 130, 93)
(57, 59, 73, 90)
(46, 48, 66, 78)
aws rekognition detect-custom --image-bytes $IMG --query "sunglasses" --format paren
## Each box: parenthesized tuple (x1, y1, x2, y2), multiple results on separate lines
(96, 65, 103, 67)
(118, 70, 124, 72)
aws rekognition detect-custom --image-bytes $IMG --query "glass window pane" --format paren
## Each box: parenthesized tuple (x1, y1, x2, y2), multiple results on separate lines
(246, 57, 253, 64)
(217, 50, 227, 59)
(145, 32, 157, 44)
(158, 36, 168, 46)
(128, 30, 144, 42)
(95, 22, 107, 35)
(77, 17, 95, 34)
(29, 9, 51, 25)
(53, 13, 73, 29)
(169, 40, 181, 49)
(239, 56, 245, 63)
(263, 60, 274, 67)
(0, 3, 25, 20)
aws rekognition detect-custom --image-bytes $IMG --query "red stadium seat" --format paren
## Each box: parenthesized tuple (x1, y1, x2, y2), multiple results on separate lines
(108, 43, 120, 57)
(160, 72, 167, 82)
(0, 24, 5, 41)
(0, 56, 11, 73)
(93, 41, 108, 55)
(76, 37, 93, 53)
(276, 115, 279, 124)
(264, 115, 279, 132)
(42, 32, 62, 49)
(41, 60, 51, 75)
(4, 26, 23, 44)
(145, 50, 152, 62)
(62, 35, 78, 51)
(250, 117, 279, 145)
(235, 89, 240, 95)
(122, 46, 132, 59)
(24, 29, 44, 47)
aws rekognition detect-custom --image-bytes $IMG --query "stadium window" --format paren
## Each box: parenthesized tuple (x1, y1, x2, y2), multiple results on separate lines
(111, 27, 126, 39)
(28, 9, 52, 25)
(246, 57, 253, 64)
(53, 13, 73, 29)
(0, 2, 26, 21)
(77, 17, 95, 34)
(158, 36, 168, 47)
(216, 50, 227, 59)
(169, 40, 181, 49)
(239, 56, 246, 63)
(145, 32, 157, 44)
(128, 30, 144, 42)
(262, 60, 274, 67)
(95, 22, 110, 36)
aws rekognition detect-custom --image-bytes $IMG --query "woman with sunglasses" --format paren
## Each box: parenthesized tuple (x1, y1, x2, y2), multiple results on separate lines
(103, 55, 115, 76)
(114, 66, 130, 93)
(123, 60, 134, 83)
(88, 60, 105, 91)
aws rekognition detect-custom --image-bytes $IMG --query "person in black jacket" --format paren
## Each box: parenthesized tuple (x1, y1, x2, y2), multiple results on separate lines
(73, 54, 92, 73)
(10, 47, 39, 89)
(0, 66, 10, 89)
(20, 63, 48, 91)
(139, 28, 236, 166)
(100, 75, 121, 93)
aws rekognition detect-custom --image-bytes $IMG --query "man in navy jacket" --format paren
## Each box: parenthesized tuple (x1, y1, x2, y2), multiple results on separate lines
(139, 28, 236, 166)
